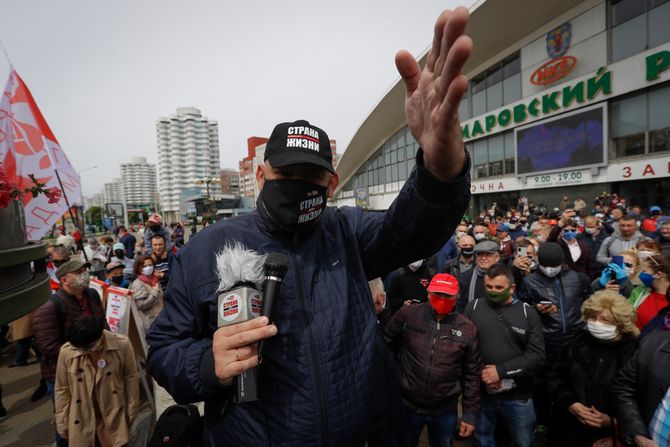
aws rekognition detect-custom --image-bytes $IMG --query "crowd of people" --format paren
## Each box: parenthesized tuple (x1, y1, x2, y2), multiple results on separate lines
(0, 213, 188, 446)
(376, 193, 670, 446)
(3, 196, 670, 447)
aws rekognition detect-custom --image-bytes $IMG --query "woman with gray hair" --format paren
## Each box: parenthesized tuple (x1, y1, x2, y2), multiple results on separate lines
(546, 290, 639, 446)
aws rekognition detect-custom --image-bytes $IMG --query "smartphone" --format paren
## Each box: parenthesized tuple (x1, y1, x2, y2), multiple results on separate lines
(538, 300, 553, 306)
(517, 246, 528, 258)
(611, 255, 624, 281)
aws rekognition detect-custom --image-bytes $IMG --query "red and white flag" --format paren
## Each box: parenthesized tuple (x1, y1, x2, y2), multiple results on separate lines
(0, 66, 81, 239)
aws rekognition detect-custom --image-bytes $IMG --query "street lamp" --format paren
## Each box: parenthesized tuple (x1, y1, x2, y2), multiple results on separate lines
(193, 177, 221, 200)
(78, 166, 98, 235)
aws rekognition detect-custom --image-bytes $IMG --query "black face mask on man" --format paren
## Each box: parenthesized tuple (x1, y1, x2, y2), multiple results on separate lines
(259, 179, 328, 232)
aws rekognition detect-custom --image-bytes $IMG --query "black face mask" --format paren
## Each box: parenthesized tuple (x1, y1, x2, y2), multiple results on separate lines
(110, 275, 123, 285)
(461, 248, 475, 258)
(259, 178, 328, 232)
(150, 225, 161, 232)
(114, 250, 125, 259)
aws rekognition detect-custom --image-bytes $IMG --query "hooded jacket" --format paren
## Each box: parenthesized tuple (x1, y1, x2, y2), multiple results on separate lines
(596, 230, 646, 267)
(518, 268, 592, 356)
(145, 151, 471, 447)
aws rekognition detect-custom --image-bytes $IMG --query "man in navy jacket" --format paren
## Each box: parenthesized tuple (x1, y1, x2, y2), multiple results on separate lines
(147, 7, 473, 446)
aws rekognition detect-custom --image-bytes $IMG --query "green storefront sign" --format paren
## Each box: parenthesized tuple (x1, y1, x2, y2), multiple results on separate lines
(461, 49, 670, 140)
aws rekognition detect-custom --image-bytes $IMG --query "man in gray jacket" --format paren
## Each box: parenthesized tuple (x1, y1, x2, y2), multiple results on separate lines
(464, 264, 545, 447)
(596, 215, 646, 267)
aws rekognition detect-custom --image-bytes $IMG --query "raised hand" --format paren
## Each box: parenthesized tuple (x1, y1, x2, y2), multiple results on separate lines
(395, 7, 473, 181)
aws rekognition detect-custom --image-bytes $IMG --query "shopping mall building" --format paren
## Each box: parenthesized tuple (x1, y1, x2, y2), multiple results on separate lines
(332, 0, 670, 215)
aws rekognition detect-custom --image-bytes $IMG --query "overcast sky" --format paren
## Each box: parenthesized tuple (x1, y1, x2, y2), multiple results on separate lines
(0, 0, 471, 197)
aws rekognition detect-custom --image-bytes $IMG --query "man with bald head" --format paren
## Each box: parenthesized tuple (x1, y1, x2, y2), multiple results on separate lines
(444, 235, 476, 277)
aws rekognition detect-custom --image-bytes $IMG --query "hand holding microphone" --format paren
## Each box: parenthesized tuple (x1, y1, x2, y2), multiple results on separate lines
(212, 316, 277, 386)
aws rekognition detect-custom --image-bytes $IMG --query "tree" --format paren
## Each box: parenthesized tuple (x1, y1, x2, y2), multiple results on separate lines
(85, 206, 103, 228)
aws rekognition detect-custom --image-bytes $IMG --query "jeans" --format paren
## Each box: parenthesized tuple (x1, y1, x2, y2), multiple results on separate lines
(12, 337, 31, 365)
(47, 381, 68, 447)
(404, 407, 457, 447)
(474, 394, 536, 447)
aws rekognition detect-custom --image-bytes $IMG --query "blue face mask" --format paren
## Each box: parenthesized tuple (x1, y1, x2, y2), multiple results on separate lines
(639, 271, 656, 288)
(562, 230, 578, 241)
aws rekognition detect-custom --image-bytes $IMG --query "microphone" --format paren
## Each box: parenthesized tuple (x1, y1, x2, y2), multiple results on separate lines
(215, 242, 265, 402)
(258, 252, 289, 363)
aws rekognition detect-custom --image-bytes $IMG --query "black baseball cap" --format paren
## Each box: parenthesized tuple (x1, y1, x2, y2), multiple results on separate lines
(264, 120, 335, 173)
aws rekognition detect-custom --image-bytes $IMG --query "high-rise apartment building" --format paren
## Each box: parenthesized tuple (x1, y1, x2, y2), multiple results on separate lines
(239, 137, 268, 198)
(120, 157, 157, 207)
(156, 107, 221, 219)
(103, 178, 124, 205)
(219, 169, 240, 195)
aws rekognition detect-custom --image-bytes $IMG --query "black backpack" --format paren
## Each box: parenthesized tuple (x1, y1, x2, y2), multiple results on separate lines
(148, 404, 203, 447)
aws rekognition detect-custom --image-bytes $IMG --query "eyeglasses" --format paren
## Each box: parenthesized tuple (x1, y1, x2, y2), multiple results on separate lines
(624, 262, 634, 268)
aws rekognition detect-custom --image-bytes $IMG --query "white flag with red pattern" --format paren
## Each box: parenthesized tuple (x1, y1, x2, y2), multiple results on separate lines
(0, 66, 81, 240)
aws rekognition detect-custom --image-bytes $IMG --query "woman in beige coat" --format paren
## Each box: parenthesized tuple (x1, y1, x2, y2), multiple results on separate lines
(55, 316, 139, 447)
(128, 255, 164, 331)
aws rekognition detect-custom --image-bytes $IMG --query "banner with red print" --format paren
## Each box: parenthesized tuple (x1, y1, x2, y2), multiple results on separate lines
(0, 67, 81, 240)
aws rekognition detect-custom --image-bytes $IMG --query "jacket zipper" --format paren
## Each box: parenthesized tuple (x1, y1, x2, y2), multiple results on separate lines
(427, 320, 440, 385)
(289, 236, 330, 446)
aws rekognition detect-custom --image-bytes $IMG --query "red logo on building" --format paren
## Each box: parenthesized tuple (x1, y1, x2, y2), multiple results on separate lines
(530, 56, 577, 86)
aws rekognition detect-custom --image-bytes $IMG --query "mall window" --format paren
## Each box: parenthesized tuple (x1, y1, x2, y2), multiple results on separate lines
(463, 53, 521, 121)
(342, 127, 418, 192)
(469, 130, 516, 179)
(610, 0, 670, 62)
(611, 83, 670, 158)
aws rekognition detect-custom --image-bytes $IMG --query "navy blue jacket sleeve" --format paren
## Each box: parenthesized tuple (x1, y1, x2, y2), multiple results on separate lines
(146, 253, 223, 403)
(352, 148, 471, 279)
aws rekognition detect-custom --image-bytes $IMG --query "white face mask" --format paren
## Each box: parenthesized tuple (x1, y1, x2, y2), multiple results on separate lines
(508, 224, 517, 230)
(141, 266, 155, 276)
(585, 227, 598, 235)
(70, 272, 90, 289)
(638, 250, 655, 261)
(626, 267, 636, 277)
(539, 265, 562, 278)
(587, 320, 619, 341)
(456, 231, 467, 239)
(408, 260, 423, 272)
(474, 233, 486, 241)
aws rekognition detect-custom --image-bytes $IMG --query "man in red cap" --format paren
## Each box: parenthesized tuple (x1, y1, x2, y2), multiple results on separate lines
(384, 273, 481, 446)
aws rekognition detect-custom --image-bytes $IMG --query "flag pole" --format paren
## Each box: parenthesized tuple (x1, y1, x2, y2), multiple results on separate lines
(53, 169, 89, 262)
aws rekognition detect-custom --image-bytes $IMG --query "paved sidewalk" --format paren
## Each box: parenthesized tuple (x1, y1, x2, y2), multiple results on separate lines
(0, 348, 53, 447)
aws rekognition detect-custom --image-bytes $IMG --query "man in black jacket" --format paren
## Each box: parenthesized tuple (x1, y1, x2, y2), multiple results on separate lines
(519, 242, 592, 358)
(456, 240, 499, 313)
(613, 330, 670, 446)
(464, 264, 544, 447)
(385, 273, 481, 446)
(444, 235, 475, 277)
(388, 256, 438, 314)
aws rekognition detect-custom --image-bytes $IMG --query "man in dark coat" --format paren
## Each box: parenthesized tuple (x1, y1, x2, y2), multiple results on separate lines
(146, 9, 474, 446)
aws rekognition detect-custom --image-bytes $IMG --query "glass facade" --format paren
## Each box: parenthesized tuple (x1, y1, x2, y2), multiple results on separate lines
(460, 53, 521, 122)
(610, 83, 670, 158)
(342, 127, 417, 192)
(470, 131, 516, 179)
(610, 0, 670, 62)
